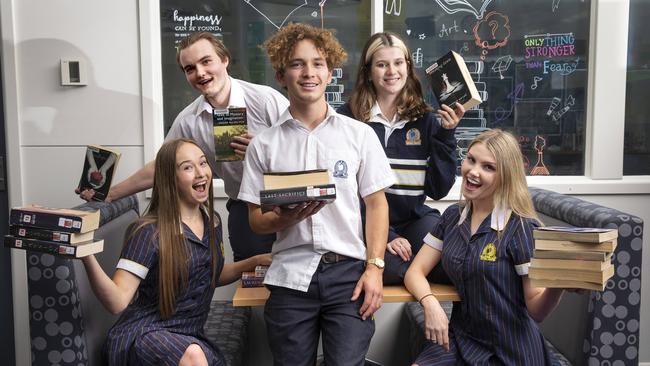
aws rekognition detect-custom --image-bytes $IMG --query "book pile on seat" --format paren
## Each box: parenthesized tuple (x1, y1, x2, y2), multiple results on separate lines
(4, 205, 103, 258)
(241, 265, 268, 288)
(529, 226, 618, 291)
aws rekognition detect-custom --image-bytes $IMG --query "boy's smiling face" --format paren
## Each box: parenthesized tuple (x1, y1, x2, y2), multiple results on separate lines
(277, 39, 332, 107)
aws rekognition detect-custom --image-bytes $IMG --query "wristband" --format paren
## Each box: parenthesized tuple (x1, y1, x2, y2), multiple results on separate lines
(418, 293, 434, 305)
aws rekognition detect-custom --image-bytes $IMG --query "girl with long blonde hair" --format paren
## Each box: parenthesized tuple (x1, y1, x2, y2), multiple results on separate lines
(405, 129, 565, 365)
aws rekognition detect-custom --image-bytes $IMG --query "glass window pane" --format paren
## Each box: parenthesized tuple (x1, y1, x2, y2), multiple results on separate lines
(383, 1, 590, 175)
(159, 0, 371, 134)
(624, 0, 650, 175)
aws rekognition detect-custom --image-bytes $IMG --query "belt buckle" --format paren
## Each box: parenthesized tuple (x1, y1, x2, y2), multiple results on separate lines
(322, 252, 337, 264)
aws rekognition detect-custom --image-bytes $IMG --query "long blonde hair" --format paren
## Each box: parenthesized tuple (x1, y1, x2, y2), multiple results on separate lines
(130, 138, 218, 319)
(464, 129, 541, 225)
(348, 32, 432, 122)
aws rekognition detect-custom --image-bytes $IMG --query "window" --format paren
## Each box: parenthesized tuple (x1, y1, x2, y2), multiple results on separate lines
(384, 0, 591, 175)
(624, 0, 650, 175)
(159, 0, 370, 134)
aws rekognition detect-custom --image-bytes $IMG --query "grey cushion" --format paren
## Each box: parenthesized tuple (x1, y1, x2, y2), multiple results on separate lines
(204, 300, 251, 366)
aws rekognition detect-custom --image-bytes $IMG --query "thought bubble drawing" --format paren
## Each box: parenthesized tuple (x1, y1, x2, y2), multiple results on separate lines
(472, 11, 511, 60)
(434, 0, 494, 20)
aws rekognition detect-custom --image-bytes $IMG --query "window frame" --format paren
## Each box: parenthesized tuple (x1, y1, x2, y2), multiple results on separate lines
(139, 0, 650, 198)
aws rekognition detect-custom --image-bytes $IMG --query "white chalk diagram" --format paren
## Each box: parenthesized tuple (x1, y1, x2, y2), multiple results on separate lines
(325, 68, 344, 109)
(243, 0, 308, 29)
(385, 0, 402, 16)
(412, 48, 424, 69)
(491, 55, 512, 80)
(434, 0, 494, 20)
(552, 0, 561, 12)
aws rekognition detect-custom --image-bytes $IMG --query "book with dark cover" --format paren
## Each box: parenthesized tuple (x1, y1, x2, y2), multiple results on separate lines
(533, 226, 618, 243)
(426, 51, 482, 110)
(9, 224, 94, 244)
(260, 184, 336, 213)
(241, 265, 268, 288)
(10, 205, 100, 233)
(213, 107, 247, 161)
(4, 235, 104, 258)
(77, 145, 121, 202)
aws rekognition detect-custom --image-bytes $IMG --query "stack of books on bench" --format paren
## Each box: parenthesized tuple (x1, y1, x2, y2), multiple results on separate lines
(4, 205, 103, 258)
(241, 265, 269, 288)
(529, 226, 618, 291)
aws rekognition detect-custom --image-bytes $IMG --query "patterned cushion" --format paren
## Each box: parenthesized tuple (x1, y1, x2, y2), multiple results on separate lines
(404, 301, 572, 365)
(204, 300, 251, 366)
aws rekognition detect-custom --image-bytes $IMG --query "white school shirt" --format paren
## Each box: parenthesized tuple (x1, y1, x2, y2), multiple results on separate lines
(368, 102, 410, 146)
(166, 77, 289, 199)
(238, 106, 395, 292)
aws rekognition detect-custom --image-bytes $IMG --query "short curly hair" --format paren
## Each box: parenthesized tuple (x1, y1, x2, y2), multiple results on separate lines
(261, 23, 348, 74)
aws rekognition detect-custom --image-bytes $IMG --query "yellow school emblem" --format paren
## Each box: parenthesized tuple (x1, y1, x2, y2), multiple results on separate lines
(480, 243, 497, 262)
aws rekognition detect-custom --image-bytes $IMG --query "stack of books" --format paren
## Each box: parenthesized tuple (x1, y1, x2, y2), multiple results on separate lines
(4, 205, 103, 258)
(529, 226, 618, 291)
(241, 265, 269, 288)
(260, 169, 336, 213)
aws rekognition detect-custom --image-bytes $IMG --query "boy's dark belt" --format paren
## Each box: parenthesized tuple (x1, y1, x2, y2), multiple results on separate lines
(321, 252, 352, 263)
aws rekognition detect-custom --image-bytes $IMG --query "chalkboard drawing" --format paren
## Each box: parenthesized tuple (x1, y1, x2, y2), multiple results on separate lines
(412, 48, 424, 69)
(530, 135, 550, 176)
(493, 82, 524, 125)
(491, 55, 512, 79)
(551, 94, 575, 122)
(434, 0, 494, 19)
(552, 0, 561, 12)
(385, 0, 401, 16)
(319, 0, 327, 28)
(531, 76, 543, 90)
(473, 11, 511, 60)
(454, 59, 487, 167)
(418, 33, 427, 40)
(325, 68, 344, 109)
(243, 0, 308, 29)
(459, 42, 470, 55)
(546, 97, 561, 116)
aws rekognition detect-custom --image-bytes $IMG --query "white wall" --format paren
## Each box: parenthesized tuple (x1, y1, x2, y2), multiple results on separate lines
(2, 0, 649, 365)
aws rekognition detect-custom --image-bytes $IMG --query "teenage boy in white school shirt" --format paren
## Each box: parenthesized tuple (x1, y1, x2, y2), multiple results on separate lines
(238, 23, 395, 366)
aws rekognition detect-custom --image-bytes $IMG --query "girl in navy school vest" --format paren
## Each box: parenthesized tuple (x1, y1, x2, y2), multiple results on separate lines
(81, 138, 270, 366)
(405, 129, 569, 365)
(338, 32, 465, 285)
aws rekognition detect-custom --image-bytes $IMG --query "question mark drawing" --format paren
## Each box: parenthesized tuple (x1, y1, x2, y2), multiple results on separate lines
(488, 21, 498, 39)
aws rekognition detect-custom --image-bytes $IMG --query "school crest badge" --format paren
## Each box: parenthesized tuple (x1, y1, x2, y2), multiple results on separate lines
(333, 160, 348, 178)
(405, 128, 421, 145)
(480, 243, 497, 262)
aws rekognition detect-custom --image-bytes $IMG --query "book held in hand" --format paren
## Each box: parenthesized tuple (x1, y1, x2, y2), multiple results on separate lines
(426, 51, 482, 111)
(213, 107, 247, 162)
(4, 235, 103, 258)
(77, 145, 121, 202)
(10, 205, 100, 233)
(260, 169, 336, 213)
(241, 265, 269, 288)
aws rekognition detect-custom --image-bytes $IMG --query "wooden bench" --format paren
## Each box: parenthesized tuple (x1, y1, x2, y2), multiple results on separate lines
(233, 283, 459, 307)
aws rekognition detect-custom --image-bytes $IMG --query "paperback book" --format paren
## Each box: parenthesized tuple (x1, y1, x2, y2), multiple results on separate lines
(4, 235, 104, 258)
(9, 224, 94, 244)
(77, 145, 121, 201)
(533, 226, 618, 243)
(533, 249, 610, 262)
(241, 265, 269, 288)
(426, 50, 482, 110)
(535, 239, 616, 253)
(529, 278, 607, 292)
(213, 107, 247, 161)
(10, 205, 100, 233)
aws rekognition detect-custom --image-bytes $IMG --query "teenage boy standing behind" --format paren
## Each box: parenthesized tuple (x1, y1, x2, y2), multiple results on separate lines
(79, 32, 288, 261)
(238, 23, 395, 366)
